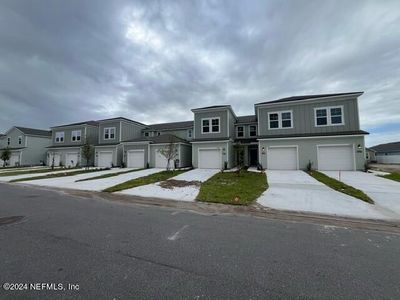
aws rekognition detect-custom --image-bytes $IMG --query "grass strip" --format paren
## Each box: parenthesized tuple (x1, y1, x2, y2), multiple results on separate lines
(103, 170, 186, 192)
(196, 170, 267, 205)
(10, 168, 107, 182)
(379, 172, 400, 183)
(0, 168, 67, 177)
(307, 170, 374, 204)
(76, 169, 145, 182)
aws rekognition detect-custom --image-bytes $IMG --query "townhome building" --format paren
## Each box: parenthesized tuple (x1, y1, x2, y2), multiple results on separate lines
(0, 126, 51, 166)
(47, 121, 99, 167)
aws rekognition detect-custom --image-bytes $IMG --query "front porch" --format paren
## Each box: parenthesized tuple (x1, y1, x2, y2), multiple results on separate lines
(234, 142, 259, 167)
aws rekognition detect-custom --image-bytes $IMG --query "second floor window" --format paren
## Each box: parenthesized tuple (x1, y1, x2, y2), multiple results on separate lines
(18, 136, 22, 145)
(104, 127, 115, 140)
(71, 130, 81, 142)
(237, 126, 244, 137)
(249, 125, 257, 137)
(144, 132, 149, 137)
(268, 111, 292, 129)
(7, 137, 10, 145)
(55, 132, 64, 143)
(202, 118, 220, 133)
(315, 106, 343, 126)
(187, 129, 192, 138)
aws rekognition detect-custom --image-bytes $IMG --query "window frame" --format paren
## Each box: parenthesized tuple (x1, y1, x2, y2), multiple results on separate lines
(201, 117, 220, 134)
(55, 132, 65, 143)
(71, 130, 82, 142)
(236, 126, 244, 138)
(104, 127, 116, 140)
(268, 110, 293, 130)
(187, 129, 192, 138)
(18, 136, 22, 145)
(314, 106, 344, 127)
(7, 137, 11, 146)
(249, 125, 257, 137)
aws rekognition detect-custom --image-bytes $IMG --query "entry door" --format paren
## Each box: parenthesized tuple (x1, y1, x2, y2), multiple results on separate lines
(249, 148, 258, 166)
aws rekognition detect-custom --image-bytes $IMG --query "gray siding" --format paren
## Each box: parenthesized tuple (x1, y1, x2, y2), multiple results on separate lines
(98, 121, 120, 144)
(258, 136, 365, 170)
(179, 144, 192, 167)
(21, 135, 51, 165)
(3, 128, 26, 148)
(234, 124, 258, 139)
(121, 122, 144, 141)
(51, 125, 98, 147)
(193, 110, 230, 139)
(257, 97, 360, 136)
(98, 120, 144, 144)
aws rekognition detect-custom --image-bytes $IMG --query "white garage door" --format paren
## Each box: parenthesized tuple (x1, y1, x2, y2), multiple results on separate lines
(318, 145, 354, 171)
(98, 151, 113, 168)
(48, 153, 60, 167)
(155, 151, 174, 169)
(198, 148, 221, 169)
(127, 150, 145, 168)
(9, 153, 20, 167)
(267, 147, 298, 170)
(66, 152, 79, 168)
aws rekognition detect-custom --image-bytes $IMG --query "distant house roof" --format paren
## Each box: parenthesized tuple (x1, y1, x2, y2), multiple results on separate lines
(13, 126, 51, 137)
(0, 133, 5, 138)
(146, 121, 193, 131)
(192, 105, 231, 110)
(255, 92, 363, 106)
(236, 115, 257, 124)
(97, 117, 146, 126)
(122, 134, 189, 144)
(51, 120, 98, 128)
(370, 142, 400, 153)
(258, 130, 369, 140)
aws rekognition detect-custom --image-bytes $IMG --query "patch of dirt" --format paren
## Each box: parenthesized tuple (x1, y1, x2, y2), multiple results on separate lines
(159, 179, 201, 190)
(369, 163, 400, 173)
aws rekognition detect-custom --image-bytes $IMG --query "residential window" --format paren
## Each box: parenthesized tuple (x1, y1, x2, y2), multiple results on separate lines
(202, 119, 210, 133)
(315, 106, 344, 126)
(237, 126, 244, 137)
(7, 137, 10, 145)
(212, 118, 220, 132)
(144, 132, 149, 137)
(55, 132, 64, 143)
(71, 130, 81, 142)
(157, 132, 161, 136)
(249, 125, 257, 137)
(104, 127, 115, 140)
(18, 136, 22, 145)
(268, 111, 292, 129)
(187, 129, 192, 138)
(202, 117, 220, 134)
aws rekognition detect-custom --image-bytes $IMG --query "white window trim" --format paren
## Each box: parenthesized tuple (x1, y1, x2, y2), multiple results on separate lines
(55, 132, 65, 143)
(201, 117, 221, 134)
(187, 129, 193, 139)
(18, 136, 22, 145)
(236, 126, 244, 138)
(249, 125, 257, 137)
(71, 130, 82, 142)
(268, 110, 293, 130)
(314, 105, 345, 127)
(104, 127, 116, 140)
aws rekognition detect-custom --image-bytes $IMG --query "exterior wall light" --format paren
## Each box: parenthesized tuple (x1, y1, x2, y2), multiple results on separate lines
(261, 147, 266, 154)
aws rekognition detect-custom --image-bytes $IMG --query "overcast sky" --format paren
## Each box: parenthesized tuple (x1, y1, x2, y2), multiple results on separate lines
(0, 0, 399, 146)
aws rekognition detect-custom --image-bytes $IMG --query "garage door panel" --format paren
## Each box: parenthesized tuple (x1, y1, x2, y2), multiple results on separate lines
(267, 147, 298, 170)
(199, 149, 221, 169)
(155, 152, 174, 169)
(318, 145, 354, 171)
(66, 153, 79, 168)
(98, 151, 113, 168)
(9, 154, 20, 167)
(127, 151, 145, 168)
(48, 154, 60, 167)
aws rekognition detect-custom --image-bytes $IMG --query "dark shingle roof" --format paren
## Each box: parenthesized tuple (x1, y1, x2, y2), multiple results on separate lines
(51, 120, 98, 128)
(236, 115, 257, 123)
(122, 134, 188, 144)
(192, 105, 231, 110)
(370, 142, 400, 153)
(258, 130, 369, 139)
(146, 121, 193, 131)
(256, 92, 363, 106)
(97, 117, 146, 126)
(15, 126, 51, 137)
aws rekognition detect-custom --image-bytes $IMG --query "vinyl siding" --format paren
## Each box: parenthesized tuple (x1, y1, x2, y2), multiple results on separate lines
(3, 128, 27, 148)
(193, 110, 229, 139)
(234, 124, 258, 139)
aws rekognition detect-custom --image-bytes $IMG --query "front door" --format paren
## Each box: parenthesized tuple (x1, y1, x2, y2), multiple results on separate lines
(249, 147, 258, 166)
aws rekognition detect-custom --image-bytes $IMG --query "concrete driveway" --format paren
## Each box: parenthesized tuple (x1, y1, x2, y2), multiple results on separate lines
(322, 171, 400, 216)
(257, 170, 398, 220)
(118, 168, 219, 201)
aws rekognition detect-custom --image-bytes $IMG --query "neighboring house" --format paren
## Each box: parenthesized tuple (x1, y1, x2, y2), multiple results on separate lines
(366, 148, 377, 163)
(370, 142, 400, 164)
(47, 121, 99, 167)
(0, 126, 51, 166)
(121, 121, 193, 169)
(94, 117, 147, 168)
(191, 92, 368, 170)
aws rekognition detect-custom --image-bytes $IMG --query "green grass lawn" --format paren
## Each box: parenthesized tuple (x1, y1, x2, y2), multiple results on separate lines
(307, 170, 374, 204)
(0, 168, 62, 177)
(76, 168, 145, 182)
(196, 170, 267, 205)
(10, 168, 107, 182)
(379, 172, 400, 183)
(103, 170, 187, 192)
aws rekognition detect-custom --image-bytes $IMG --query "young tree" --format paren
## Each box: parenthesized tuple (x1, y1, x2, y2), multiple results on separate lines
(81, 142, 93, 169)
(1, 147, 11, 167)
(158, 138, 178, 171)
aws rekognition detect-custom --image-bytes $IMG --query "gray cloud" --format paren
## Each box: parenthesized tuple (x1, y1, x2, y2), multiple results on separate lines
(0, 0, 399, 146)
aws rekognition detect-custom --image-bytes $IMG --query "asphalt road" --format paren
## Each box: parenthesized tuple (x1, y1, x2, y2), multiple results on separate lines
(0, 183, 399, 299)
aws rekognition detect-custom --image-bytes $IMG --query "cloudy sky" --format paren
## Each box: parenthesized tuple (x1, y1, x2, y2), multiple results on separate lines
(0, 0, 399, 146)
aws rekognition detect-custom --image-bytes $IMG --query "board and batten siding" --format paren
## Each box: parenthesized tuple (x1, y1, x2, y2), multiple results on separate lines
(257, 97, 360, 136)
(52, 125, 98, 147)
(193, 110, 229, 139)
